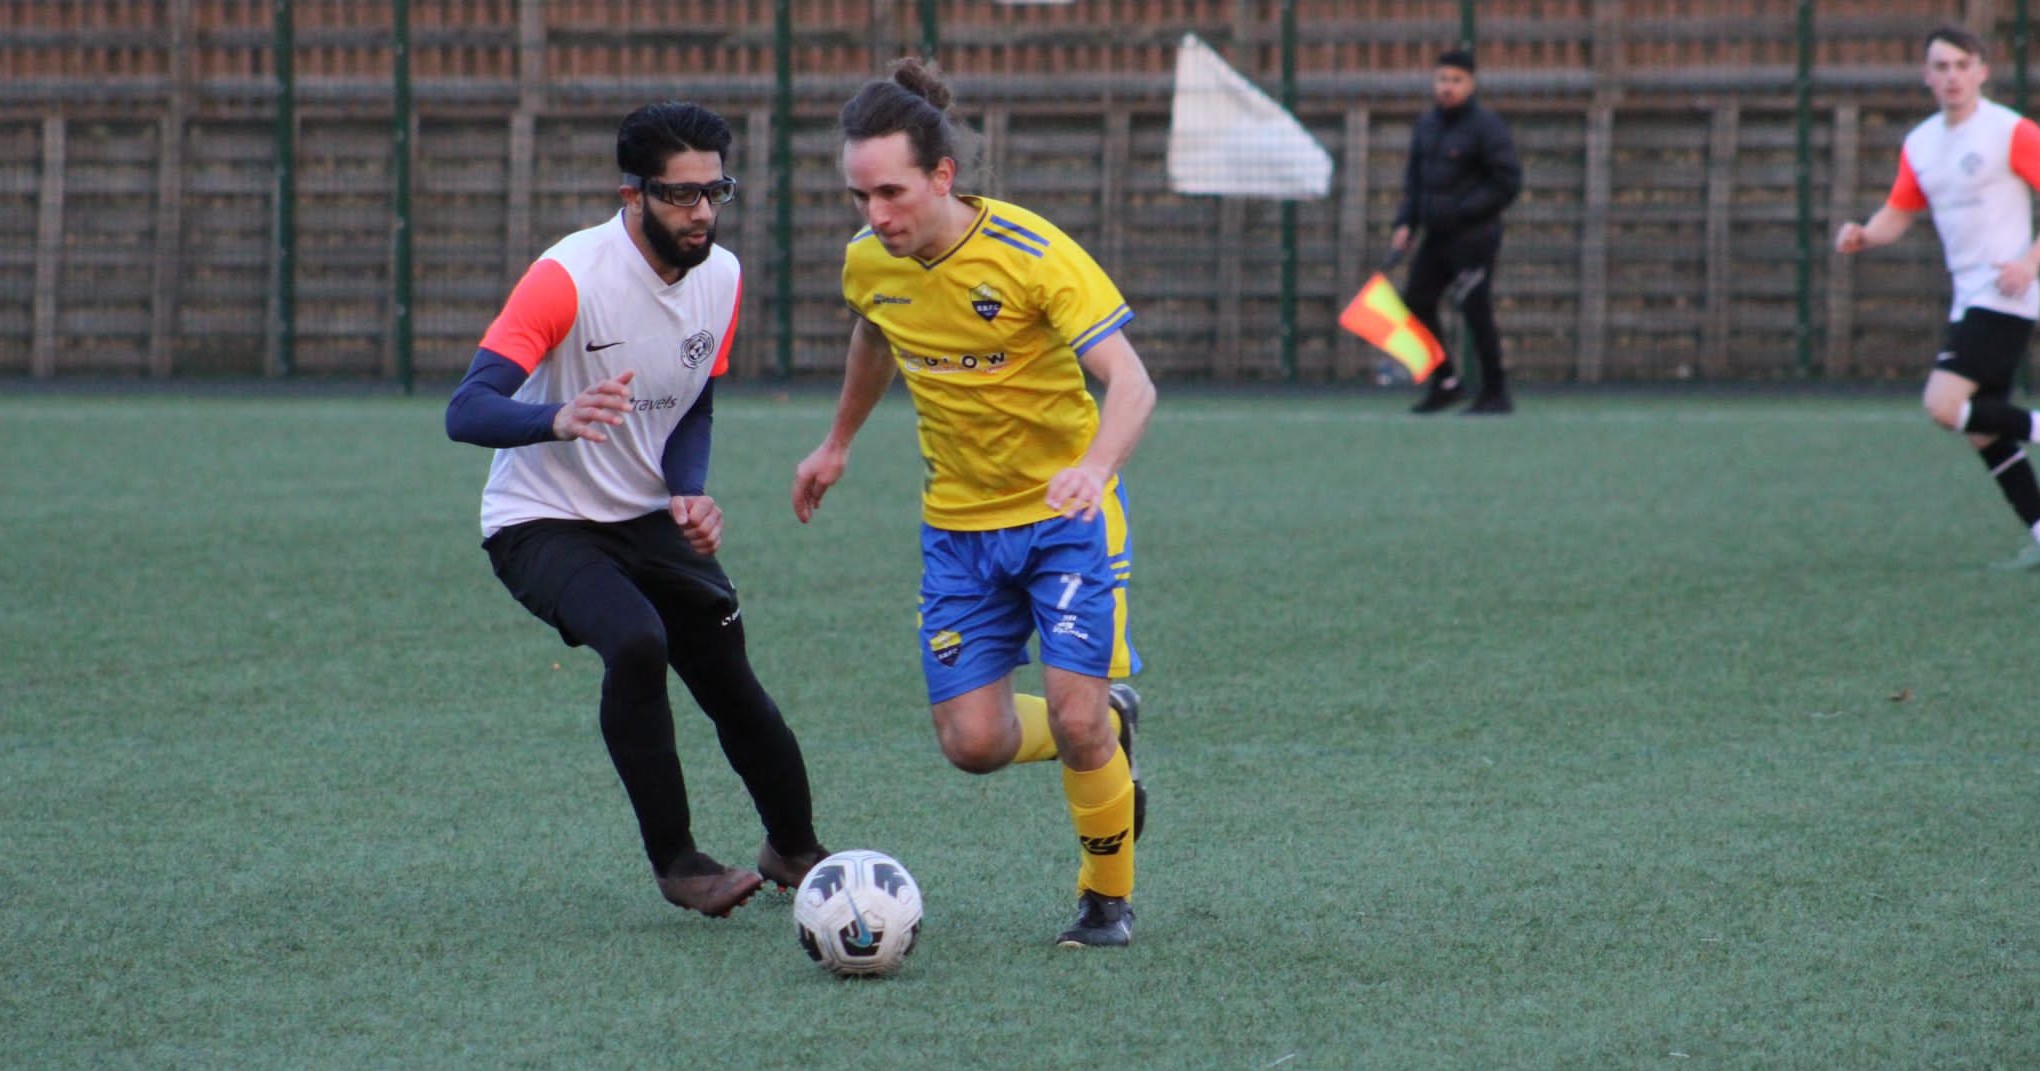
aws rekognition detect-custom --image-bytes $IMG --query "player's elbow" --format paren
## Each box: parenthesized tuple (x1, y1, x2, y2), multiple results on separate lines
(444, 392, 478, 444)
(1117, 363, 1158, 417)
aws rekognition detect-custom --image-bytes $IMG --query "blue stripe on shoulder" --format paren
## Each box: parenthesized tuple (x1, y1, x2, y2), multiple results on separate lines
(1071, 306, 1135, 355)
(989, 215, 1050, 247)
(984, 229, 1046, 258)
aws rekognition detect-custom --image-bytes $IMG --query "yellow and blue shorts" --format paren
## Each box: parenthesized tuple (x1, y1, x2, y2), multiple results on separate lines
(916, 487, 1140, 704)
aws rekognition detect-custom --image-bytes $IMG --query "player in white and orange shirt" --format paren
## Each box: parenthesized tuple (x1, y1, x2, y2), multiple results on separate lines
(1838, 25, 2040, 570)
(445, 101, 827, 917)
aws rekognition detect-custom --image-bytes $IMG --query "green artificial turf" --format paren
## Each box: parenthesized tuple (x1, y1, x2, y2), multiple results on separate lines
(4, 388, 2034, 1069)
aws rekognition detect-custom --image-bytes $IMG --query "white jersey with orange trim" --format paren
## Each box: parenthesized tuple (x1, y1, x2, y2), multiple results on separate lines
(474, 210, 740, 537)
(1889, 98, 2040, 321)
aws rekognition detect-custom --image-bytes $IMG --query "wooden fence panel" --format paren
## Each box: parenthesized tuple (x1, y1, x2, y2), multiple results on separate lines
(55, 119, 163, 373)
(0, 121, 40, 374)
(1114, 117, 1228, 379)
(1603, 111, 1711, 380)
(293, 118, 394, 374)
(0, 1, 2001, 99)
(174, 119, 272, 374)
(1498, 116, 1588, 381)
(414, 118, 511, 373)
(1722, 113, 1843, 379)
(1, 2, 2030, 381)
(32, 118, 64, 378)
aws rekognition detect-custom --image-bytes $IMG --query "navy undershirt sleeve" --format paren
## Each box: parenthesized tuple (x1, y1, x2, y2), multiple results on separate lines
(444, 349, 562, 448)
(662, 379, 714, 496)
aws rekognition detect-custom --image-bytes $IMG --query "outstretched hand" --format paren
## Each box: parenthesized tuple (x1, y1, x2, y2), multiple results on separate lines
(553, 370, 635, 442)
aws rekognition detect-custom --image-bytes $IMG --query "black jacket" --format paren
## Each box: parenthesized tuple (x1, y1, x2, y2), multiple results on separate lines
(1394, 95, 1522, 239)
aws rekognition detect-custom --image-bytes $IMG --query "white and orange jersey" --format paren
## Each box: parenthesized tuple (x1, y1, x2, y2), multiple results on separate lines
(1889, 98, 2040, 321)
(475, 210, 739, 537)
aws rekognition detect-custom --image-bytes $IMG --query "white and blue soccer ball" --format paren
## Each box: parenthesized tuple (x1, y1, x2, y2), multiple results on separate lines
(793, 849, 923, 978)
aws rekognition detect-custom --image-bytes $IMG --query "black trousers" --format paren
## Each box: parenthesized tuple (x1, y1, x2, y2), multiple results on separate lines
(484, 512, 819, 872)
(1405, 224, 1505, 391)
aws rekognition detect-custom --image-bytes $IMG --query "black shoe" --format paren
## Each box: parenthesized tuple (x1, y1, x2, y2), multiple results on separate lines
(1462, 392, 1513, 415)
(1055, 890, 1134, 948)
(1410, 378, 1465, 414)
(653, 853, 763, 918)
(757, 840, 831, 889)
(1107, 682, 1145, 841)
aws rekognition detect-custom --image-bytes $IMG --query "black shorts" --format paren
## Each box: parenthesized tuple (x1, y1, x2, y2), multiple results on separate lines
(483, 511, 738, 647)
(1935, 307, 2036, 399)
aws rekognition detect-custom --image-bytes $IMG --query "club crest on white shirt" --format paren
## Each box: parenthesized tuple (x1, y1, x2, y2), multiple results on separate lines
(682, 329, 716, 368)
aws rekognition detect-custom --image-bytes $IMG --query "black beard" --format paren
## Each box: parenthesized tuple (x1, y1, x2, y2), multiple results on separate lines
(642, 209, 715, 275)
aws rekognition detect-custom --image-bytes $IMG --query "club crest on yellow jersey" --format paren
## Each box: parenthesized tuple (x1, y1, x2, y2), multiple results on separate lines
(968, 282, 1003, 322)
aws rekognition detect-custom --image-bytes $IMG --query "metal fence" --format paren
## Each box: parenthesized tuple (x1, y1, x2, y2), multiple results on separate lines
(0, 0, 2028, 384)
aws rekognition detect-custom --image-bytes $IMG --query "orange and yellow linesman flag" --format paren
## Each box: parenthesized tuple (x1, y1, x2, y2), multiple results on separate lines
(1339, 273, 1446, 383)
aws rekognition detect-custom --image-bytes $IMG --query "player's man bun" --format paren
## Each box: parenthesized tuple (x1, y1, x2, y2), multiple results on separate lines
(841, 56, 978, 177)
(887, 57, 952, 111)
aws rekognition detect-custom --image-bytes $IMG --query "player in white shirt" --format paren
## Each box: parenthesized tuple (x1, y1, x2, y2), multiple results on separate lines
(446, 101, 828, 917)
(1837, 25, 2040, 570)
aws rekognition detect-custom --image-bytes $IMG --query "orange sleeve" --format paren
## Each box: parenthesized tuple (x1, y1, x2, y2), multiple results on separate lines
(709, 273, 740, 378)
(478, 258, 578, 373)
(2012, 118, 2040, 191)
(1887, 149, 1928, 214)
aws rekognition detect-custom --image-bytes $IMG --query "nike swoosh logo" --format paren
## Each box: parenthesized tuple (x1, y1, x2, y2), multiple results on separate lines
(585, 340, 625, 351)
(845, 892, 876, 948)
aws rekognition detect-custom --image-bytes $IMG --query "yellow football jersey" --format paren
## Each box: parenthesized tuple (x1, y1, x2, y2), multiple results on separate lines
(841, 196, 1134, 530)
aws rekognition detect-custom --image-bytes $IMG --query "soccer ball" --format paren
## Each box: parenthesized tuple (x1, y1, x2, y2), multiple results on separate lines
(793, 849, 923, 978)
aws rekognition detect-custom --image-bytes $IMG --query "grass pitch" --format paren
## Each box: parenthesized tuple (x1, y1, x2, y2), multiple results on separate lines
(4, 386, 2036, 1069)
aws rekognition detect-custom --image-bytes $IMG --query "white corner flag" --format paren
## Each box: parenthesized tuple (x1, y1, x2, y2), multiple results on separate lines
(1167, 33, 1333, 199)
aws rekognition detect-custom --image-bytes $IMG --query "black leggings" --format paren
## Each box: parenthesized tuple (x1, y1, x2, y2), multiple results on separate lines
(542, 555, 817, 872)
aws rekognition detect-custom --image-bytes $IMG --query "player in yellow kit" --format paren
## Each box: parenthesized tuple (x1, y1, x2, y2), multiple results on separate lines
(792, 58, 1157, 948)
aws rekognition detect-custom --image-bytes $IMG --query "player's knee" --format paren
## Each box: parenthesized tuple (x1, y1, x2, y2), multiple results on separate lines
(1045, 710, 1116, 768)
(605, 625, 669, 678)
(1054, 731, 1117, 771)
(939, 734, 1007, 773)
(935, 727, 1009, 774)
(945, 752, 1005, 775)
(1923, 396, 1963, 431)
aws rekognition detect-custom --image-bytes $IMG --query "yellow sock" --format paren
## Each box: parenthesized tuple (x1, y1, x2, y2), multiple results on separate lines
(1013, 693, 1057, 764)
(1062, 747, 1135, 899)
(1012, 693, 1124, 765)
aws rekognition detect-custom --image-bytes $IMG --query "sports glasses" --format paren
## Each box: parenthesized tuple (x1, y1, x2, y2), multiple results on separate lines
(638, 175, 738, 207)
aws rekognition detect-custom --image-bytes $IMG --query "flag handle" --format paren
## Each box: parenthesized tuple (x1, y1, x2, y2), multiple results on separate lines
(1378, 246, 1407, 273)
